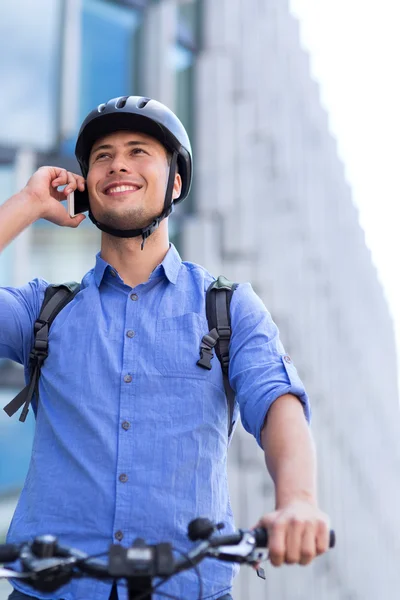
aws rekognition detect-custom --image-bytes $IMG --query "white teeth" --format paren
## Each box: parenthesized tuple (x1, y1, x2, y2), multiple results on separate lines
(107, 185, 137, 194)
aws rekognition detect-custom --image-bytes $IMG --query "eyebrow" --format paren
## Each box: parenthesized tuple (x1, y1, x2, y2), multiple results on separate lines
(91, 140, 151, 155)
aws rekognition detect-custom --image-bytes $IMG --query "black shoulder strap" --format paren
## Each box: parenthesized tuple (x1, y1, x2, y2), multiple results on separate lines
(3, 282, 80, 422)
(197, 276, 238, 437)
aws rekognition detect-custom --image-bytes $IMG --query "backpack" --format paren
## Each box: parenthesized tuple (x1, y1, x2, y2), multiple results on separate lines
(3, 277, 238, 435)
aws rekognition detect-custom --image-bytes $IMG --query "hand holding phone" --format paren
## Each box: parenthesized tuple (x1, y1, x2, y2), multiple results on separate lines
(67, 187, 90, 217)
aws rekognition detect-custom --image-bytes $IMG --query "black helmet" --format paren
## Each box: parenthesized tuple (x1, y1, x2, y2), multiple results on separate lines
(74, 95, 193, 245)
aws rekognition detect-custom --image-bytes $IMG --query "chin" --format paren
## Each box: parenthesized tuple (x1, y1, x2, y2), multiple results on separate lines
(96, 210, 153, 231)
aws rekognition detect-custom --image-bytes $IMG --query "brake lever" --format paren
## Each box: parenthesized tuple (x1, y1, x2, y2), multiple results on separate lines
(207, 532, 267, 565)
(21, 555, 77, 575)
(0, 567, 31, 579)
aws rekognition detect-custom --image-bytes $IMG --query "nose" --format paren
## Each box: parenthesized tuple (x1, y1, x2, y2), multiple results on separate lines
(107, 154, 130, 175)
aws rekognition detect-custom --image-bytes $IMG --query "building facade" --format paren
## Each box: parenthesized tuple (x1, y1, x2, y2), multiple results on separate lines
(1, 0, 400, 598)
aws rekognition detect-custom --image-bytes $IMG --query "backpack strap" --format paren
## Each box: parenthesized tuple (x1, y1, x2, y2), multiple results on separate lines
(3, 282, 80, 422)
(197, 276, 238, 436)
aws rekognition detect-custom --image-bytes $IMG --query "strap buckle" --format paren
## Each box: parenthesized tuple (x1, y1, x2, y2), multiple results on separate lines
(33, 318, 47, 334)
(217, 326, 231, 341)
(141, 220, 159, 250)
(197, 329, 219, 370)
(197, 347, 214, 370)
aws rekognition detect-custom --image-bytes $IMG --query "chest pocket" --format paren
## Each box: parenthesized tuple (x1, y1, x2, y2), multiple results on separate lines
(155, 312, 211, 379)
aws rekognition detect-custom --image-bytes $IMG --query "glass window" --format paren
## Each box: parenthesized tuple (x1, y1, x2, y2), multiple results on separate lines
(172, 3, 199, 249)
(175, 0, 199, 137)
(0, 0, 62, 150)
(174, 44, 195, 139)
(118, 0, 149, 7)
(80, 0, 140, 118)
(173, 43, 195, 229)
(61, 0, 142, 155)
(178, 1, 200, 46)
(30, 227, 101, 284)
(0, 390, 35, 497)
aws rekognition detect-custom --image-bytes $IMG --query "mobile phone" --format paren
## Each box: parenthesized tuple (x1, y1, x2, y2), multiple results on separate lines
(67, 188, 90, 217)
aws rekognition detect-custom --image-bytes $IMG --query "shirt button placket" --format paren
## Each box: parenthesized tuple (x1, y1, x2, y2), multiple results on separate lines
(115, 290, 137, 546)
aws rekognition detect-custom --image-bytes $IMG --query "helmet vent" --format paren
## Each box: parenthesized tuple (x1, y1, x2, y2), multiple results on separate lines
(98, 103, 106, 113)
(137, 97, 151, 109)
(115, 96, 129, 109)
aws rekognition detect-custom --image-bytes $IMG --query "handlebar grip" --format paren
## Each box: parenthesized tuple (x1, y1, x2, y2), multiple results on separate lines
(253, 528, 336, 549)
(329, 530, 336, 548)
(253, 528, 268, 548)
(0, 544, 21, 563)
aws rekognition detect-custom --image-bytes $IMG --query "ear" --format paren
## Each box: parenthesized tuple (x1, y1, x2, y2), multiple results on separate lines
(172, 172, 182, 201)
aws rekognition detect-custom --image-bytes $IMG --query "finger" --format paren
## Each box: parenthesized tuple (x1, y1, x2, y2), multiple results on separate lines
(64, 172, 80, 196)
(284, 518, 303, 564)
(65, 172, 85, 191)
(51, 169, 69, 187)
(299, 522, 317, 566)
(316, 519, 330, 555)
(67, 214, 86, 228)
(267, 521, 286, 567)
(76, 175, 86, 191)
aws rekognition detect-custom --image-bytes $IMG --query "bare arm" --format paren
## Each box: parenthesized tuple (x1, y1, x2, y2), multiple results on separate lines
(0, 166, 86, 254)
(255, 394, 330, 566)
(0, 190, 40, 253)
(261, 393, 317, 507)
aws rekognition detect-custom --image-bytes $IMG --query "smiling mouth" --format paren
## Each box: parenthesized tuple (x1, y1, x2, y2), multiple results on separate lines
(104, 185, 141, 196)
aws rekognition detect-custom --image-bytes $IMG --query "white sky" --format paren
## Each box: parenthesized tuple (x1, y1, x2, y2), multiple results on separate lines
(289, 0, 400, 368)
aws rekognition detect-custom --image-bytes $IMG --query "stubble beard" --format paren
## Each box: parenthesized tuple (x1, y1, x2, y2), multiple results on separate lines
(95, 205, 157, 231)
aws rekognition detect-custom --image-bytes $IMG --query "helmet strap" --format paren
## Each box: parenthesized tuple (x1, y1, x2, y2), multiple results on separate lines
(87, 151, 179, 250)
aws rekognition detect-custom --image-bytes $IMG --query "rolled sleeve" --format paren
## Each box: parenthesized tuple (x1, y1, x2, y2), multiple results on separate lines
(0, 278, 48, 365)
(229, 283, 310, 447)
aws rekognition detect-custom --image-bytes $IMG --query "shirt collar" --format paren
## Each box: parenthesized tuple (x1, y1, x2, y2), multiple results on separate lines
(93, 243, 182, 288)
(94, 254, 110, 288)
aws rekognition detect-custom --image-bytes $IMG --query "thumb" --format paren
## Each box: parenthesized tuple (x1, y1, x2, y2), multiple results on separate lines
(251, 510, 279, 531)
(68, 214, 87, 228)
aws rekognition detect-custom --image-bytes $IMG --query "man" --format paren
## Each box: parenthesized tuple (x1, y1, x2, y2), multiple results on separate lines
(0, 96, 330, 600)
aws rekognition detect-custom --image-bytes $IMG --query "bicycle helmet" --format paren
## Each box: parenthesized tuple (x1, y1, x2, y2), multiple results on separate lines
(75, 96, 193, 246)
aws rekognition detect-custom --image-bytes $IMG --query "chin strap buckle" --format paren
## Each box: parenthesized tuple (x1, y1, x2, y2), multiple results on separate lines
(141, 219, 160, 250)
(140, 204, 174, 250)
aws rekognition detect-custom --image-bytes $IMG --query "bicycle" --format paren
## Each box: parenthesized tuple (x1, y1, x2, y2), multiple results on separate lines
(0, 518, 335, 600)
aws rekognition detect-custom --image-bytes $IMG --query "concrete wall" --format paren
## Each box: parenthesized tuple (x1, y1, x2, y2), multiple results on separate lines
(182, 0, 400, 597)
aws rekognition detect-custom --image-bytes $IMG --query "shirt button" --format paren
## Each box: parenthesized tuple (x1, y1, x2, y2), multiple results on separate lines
(122, 421, 131, 431)
(126, 330, 135, 338)
(110, 269, 117, 277)
(130, 293, 138, 301)
(283, 355, 292, 364)
(115, 530, 124, 541)
(124, 374, 132, 383)
(119, 473, 128, 483)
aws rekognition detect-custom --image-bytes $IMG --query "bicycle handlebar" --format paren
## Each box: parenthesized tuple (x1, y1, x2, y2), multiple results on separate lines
(0, 519, 335, 597)
(249, 528, 336, 549)
(0, 544, 21, 563)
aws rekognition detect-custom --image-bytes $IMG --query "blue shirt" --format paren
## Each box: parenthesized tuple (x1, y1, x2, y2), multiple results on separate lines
(0, 244, 310, 600)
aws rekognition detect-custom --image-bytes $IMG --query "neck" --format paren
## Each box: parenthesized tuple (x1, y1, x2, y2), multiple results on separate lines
(100, 219, 170, 288)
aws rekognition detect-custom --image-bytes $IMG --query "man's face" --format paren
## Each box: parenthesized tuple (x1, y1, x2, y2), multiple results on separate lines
(86, 130, 182, 230)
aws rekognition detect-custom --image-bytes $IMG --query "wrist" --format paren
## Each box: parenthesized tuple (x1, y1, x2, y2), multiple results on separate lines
(19, 187, 45, 221)
(275, 490, 318, 510)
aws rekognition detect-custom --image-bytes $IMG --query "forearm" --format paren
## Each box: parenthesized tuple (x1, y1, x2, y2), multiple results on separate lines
(0, 190, 40, 253)
(261, 394, 317, 508)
